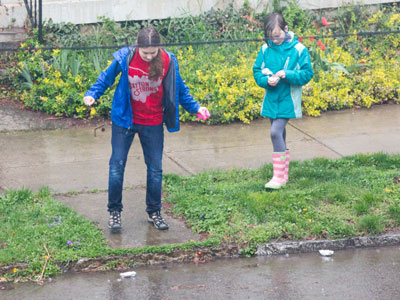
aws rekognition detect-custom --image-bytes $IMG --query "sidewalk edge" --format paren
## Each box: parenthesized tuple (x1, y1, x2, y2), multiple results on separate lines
(256, 233, 400, 255)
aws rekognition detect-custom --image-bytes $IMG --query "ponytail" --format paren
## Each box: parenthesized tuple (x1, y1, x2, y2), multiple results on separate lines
(148, 50, 163, 81)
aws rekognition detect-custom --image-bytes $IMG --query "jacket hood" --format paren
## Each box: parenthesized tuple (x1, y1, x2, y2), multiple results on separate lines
(112, 46, 131, 71)
(267, 31, 299, 50)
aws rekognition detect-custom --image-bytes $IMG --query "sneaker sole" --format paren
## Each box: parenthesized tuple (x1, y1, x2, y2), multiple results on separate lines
(108, 224, 122, 232)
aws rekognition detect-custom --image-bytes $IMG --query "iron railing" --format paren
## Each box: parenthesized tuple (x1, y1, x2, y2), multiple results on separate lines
(23, 0, 43, 43)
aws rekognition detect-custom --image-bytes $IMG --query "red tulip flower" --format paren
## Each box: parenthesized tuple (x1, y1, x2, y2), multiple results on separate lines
(320, 44, 326, 50)
(317, 40, 322, 46)
(322, 17, 328, 26)
(298, 37, 303, 42)
(310, 36, 314, 41)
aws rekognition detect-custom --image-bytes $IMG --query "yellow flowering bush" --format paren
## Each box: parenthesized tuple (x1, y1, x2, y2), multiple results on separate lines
(12, 47, 115, 118)
(10, 4, 400, 122)
(302, 38, 400, 116)
(176, 46, 263, 124)
(13, 40, 400, 122)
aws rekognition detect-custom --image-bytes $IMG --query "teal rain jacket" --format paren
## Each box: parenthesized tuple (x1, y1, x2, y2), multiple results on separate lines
(253, 32, 313, 119)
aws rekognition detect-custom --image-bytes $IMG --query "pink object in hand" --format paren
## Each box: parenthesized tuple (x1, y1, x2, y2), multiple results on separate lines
(196, 110, 211, 121)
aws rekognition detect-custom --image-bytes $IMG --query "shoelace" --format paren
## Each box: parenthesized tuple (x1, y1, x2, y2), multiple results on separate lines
(111, 212, 120, 224)
(151, 213, 165, 226)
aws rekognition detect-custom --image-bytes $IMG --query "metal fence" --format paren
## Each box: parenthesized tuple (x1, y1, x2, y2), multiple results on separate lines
(22, 0, 42, 42)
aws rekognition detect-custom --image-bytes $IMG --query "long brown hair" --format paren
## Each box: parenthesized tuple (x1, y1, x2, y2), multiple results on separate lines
(137, 26, 163, 80)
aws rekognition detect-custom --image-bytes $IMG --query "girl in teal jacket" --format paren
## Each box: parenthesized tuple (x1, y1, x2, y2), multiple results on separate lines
(253, 13, 313, 189)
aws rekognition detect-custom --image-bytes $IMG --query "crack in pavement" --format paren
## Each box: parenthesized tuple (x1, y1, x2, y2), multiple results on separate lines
(164, 152, 194, 175)
(288, 121, 344, 158)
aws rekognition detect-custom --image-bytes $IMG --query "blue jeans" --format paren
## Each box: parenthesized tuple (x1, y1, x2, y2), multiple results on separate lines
(108, 123, 164, 214)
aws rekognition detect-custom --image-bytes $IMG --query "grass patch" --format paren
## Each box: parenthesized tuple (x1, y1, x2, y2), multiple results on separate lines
(0, 187, 108, 279)
(388, 203, 400, 225)
(164, 153, 400, 255)
(0, 187, 217, 280)
(1, 153, 399, 279)
(358, 215, 384, 234)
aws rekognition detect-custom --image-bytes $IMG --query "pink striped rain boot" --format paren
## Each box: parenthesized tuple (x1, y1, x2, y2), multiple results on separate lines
(265, 152, 287, 189)
(284, 150, 290, 183)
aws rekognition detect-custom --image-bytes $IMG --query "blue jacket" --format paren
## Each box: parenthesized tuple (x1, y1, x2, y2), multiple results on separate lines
(85, 47, 200, 132)
(253, 32, 313, 119)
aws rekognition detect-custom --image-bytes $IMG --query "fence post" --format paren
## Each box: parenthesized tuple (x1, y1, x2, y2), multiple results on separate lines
(38, 0, 43, 43)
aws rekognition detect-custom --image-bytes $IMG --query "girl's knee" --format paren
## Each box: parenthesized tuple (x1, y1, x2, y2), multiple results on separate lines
(147, 165, 162, 175)
(270, 129, 282, 140)
(109, 159, 126, 175)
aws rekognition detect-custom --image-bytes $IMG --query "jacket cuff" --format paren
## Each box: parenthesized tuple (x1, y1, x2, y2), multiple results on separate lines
(84, 91, 96, 99)
(284, 70, 296, 81)
(192, 103, 201, 114)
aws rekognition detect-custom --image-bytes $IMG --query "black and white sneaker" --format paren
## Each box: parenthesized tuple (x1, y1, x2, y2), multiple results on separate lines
(148, 211, 169, 230)
(108, 211, 121, 231)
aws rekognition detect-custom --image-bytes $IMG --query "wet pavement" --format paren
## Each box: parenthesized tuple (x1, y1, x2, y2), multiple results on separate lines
(1, 104, 400, 247)
(2, 246, 400, 300)
(1, 103, 400, 299)
(0, 127, 187, 193)
(56, 190, 200, 248)
(2, 104, 399, 193)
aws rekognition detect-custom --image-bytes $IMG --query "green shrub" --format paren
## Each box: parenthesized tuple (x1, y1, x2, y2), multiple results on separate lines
(9, 3, 400, 122)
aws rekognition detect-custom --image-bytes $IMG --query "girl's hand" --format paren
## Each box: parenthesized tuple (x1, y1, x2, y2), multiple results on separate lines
(83, 96, 95, 106)
(196, 107, 210, 121)
(268, 76, 279, 86)
(262, 68, 273, 76)
(275, 70, 286, 78)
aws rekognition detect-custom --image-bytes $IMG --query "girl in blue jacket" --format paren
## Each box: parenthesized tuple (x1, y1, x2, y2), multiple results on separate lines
(84, 26, 209, 231)
(253, 13, 313, 189)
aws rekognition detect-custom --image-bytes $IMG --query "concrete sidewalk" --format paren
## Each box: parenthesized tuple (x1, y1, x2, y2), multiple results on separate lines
(1, 104, 399, 247)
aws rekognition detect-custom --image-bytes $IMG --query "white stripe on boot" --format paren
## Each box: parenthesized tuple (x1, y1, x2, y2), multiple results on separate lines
(265, 152, 287, 189)
(284, 150, 290, 183)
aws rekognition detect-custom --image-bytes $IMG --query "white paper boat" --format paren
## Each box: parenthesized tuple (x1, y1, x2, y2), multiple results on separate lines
(120, 271, 136, 278)
(319, 249, 334, 256)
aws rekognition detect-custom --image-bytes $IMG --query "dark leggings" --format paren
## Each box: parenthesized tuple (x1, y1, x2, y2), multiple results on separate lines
(269, 118, 288, 152)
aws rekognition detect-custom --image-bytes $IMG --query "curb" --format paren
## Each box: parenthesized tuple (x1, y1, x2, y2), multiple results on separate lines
(0, 244, 240, 276)
(256, 233, 400, 255)
(67, 244, 239, 272)
(1, 234, 400, 277)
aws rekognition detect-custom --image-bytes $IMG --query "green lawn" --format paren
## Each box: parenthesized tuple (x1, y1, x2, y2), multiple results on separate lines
(164, 153, 400, 255)
(0, 188, 215, 280)
(1, 153, 399, 280)
(0, 188, 109, 278)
